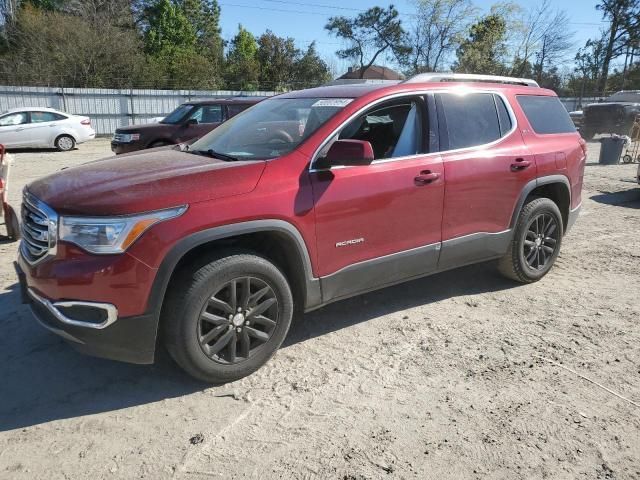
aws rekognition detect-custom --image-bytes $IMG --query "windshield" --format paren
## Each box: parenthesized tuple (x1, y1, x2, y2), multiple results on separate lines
(189, 97, 352, 160)
(161, 104, 193, 124)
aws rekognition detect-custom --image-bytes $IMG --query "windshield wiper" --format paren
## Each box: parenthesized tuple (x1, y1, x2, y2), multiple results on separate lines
(190, 149, 238, 162)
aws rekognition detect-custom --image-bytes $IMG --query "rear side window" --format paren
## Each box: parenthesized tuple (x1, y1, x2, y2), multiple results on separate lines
(517, 95, 575, 134)
(31, 111, 65, 123)
(437, 93, 502, 150)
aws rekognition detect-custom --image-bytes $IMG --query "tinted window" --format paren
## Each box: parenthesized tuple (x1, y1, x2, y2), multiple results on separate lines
(495, 96, 512, 135)
(0, 112, 28, 126)
(517, 95, 575, 134)
(31, 111, 63, 123)
(438, 93, 501, 150)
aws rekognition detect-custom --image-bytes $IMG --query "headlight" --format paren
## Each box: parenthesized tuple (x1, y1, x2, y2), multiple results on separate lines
(59, 206, 187, 254)
(114, 133, 141, 143)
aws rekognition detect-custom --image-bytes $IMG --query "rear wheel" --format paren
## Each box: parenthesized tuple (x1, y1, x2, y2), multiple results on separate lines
(55, 135, 75, 151)
(163, 251, 294, 383)
(498, 198, 563, 283)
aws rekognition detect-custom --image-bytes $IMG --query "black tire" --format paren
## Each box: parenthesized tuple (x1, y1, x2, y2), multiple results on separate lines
(622, 155, 633, 164)
(498, 197, 563, 283)
(5, 205, 20, 241)
(162, 250, 294, 383)
(55, 134, 75, 151)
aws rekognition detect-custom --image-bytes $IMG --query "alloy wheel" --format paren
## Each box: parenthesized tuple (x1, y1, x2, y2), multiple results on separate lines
(523, 213, 559, 270)
(197, 277, 279, 364)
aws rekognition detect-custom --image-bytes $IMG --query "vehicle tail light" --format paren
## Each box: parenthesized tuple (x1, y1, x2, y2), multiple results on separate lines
(81, 118, 91, 126)
(0, 177, 5, 192)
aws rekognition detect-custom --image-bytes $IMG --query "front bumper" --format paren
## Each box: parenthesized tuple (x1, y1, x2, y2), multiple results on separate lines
(111, 141, 144, 155)
(15, 255, 159, 365)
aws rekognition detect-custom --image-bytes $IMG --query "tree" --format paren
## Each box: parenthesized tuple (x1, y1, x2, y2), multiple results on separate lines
(256, 30, 299, 90)
(143, 0, 197, 57)
(181, 0, 224, 64)
(401, 0, 476, 74)
(325, 5, 410, 79)
(225, 24, 259, 90)
(572, 36, 608, 101)
(453, 13, 508, 75)
(596, 0, 640, 93)
(0, 4, 149, 87)
(506, 0, 573, 82)
(295, 42, 332, 87)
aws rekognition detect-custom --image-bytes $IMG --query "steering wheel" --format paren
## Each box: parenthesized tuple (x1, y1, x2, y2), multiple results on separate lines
(266, 130, 294, 145)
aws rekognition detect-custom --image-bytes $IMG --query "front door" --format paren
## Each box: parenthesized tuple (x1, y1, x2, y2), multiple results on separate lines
(176, 104, 223, 142)
(0, 112, 31, 147)
(310, 96, 445, 300)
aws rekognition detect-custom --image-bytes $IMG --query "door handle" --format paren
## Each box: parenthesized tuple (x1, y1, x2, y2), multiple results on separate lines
(414, 171, 440, 185)
(511, 158, 531, 171)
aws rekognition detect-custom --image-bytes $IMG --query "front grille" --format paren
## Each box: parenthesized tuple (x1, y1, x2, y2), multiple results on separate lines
(20, 191, 58, 265)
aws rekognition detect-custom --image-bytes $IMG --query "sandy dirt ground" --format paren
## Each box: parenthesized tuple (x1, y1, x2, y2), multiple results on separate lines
(0, 139, 639, 480)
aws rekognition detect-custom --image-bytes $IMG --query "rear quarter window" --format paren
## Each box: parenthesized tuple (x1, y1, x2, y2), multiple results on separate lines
(517, 95, 575, 134)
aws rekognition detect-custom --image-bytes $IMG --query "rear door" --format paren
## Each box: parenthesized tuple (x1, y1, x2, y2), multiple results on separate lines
(26, 111, 64, 147)
(436, 91, 536, 267)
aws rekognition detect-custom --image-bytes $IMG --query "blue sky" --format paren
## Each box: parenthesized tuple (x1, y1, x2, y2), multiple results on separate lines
(216, 0, 607, 75)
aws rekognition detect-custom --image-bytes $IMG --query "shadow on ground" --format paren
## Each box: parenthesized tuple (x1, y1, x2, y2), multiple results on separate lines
(1, 261, 516, 431)
(591, 188, 640, 209)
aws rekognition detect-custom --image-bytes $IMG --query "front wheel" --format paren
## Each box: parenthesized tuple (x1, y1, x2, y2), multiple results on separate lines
(498, 198, 563, 283)
(162, 251, 294, 383)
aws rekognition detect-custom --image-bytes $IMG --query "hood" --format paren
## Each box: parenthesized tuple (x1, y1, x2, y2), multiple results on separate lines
(116, 122, 175, 133)
(27, 149, 266, 216)
(584, 102, 639, 110)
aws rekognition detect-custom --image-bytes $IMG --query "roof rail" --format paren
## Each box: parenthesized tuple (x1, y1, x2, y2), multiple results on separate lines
(404, 73, 539, 88)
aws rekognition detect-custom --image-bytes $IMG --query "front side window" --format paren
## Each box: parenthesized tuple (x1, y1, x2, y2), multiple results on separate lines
(188, 105, 223, 124)
(333, 99, 423, 160)
(437, 92, 503, 150)
(0, 112, 28, 126)
(161, 104, 193, 124)
(31, 111, 62, 123)
(517, 95, 576, 134)
(189, 97, 350, 160)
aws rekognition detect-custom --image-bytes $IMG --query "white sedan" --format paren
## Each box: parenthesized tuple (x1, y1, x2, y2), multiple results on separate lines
(0, 107, 96, 151)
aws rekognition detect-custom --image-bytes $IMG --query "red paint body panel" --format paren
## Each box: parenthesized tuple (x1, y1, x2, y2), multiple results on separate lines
(28, 150, 266, 215)
(18, 243, 155, 317)
(310, 155, 444, 276)
(440, 130, 536, 239)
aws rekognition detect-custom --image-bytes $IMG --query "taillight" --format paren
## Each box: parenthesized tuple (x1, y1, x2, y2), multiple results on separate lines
(81, 118, 91, 126)
(0, 177, 5, 192)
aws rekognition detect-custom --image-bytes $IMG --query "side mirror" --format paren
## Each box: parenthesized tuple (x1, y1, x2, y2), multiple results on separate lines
(185, 118, 198, 126)
(323, 139, 374, 167)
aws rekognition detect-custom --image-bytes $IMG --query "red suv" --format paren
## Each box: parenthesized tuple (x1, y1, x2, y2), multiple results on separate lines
(15, 74, 586, 382)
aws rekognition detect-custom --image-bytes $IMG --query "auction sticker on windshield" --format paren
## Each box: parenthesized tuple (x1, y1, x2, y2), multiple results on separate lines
(312, 99, 353, 108)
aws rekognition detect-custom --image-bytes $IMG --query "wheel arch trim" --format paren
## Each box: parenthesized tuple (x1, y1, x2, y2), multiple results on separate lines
(146, 219, 321, 319)
(510, 175, 571, 230)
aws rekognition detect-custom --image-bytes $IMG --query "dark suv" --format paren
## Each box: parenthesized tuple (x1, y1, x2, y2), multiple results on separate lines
(581, 90, 640, 140)
(16, 74, 586, 382)
(111, 97, 264, 154)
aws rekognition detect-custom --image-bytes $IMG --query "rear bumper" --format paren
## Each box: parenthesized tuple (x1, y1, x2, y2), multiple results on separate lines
(15, 261, 157, 364)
